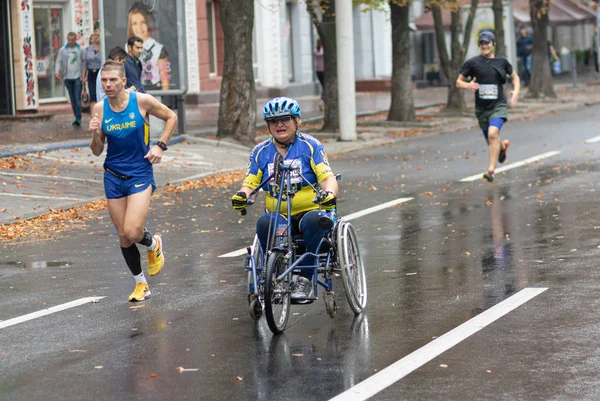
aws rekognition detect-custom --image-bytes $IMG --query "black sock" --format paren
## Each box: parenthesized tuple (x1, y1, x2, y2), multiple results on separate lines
(121, 244, 142, 276)
(138, 228, 153, 247)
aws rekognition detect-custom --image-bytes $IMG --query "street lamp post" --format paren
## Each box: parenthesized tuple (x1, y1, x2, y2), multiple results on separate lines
(336, 0, 357, 141)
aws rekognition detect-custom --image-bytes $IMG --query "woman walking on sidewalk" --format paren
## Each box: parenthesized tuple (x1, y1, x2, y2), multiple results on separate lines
(314, 39, 325, 111)
(456, 31, 520, 183)
(83, 33, 103, 112)
(88, 60, 177, 302)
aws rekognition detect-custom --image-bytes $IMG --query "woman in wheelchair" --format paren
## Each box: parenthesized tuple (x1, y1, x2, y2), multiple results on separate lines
(231, 97, 339, 303)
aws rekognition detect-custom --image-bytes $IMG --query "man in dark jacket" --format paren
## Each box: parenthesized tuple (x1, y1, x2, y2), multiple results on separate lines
(516, 26, 533, 86)
(124, 36, 146, 93)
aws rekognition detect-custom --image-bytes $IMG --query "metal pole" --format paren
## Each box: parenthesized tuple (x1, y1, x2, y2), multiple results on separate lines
(596, 7, 600, 75)
(571, 53, 577, 88)
(177, 95, 186, 134)
(336, 0, 356, 141)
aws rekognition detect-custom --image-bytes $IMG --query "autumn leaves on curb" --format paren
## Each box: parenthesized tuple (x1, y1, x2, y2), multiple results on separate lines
(0, 165, 245, 243)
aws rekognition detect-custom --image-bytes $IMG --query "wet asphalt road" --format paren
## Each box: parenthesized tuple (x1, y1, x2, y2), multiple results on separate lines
(2, 105, 600, 400)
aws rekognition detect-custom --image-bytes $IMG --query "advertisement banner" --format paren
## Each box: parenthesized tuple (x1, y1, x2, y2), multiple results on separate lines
(100, 0, 187, 95)
(20, 0, 36, 108)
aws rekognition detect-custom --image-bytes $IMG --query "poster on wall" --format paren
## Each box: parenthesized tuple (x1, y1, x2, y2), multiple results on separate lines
(100, 0, 187, 95)
(20, 0, 36, 108)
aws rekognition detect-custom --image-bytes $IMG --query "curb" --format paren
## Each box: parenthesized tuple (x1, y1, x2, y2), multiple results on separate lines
(0, 135, 187, 159)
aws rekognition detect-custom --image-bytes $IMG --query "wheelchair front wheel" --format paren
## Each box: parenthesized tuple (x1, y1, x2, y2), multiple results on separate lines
(337, 221, 367, 314)
(264, 250, 292, 334)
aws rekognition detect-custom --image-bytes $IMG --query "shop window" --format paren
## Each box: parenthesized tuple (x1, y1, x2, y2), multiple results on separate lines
(207, 0, 217, 76)
(34, 6, 65, 100)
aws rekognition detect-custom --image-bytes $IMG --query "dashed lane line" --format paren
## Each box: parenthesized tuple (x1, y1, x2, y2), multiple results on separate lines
(218, 197, 414, 258)
(0, 171, 99, 183)
(0, 297, 106, 330)
(460, 151, 561, 182)
(329, 287, 548, 401)
(584, 135, 600, 144)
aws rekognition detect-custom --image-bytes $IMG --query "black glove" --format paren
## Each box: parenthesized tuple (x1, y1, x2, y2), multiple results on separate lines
(231, 191, 248, 212)
(319, 191, 336, 211)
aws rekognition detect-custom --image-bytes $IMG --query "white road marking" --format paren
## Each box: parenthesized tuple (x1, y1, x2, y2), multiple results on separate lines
(0, 193, 88, 201)
(218, 197, 413, 258)
(0, 297, 106, 330)
(169, 168, 243, 184)
(460, 151, 561, 182)
(343, 197, 413, 221)
(584, 135, 600, 144)
(0, 171, 99, 183)
(329, 287, 547, 401)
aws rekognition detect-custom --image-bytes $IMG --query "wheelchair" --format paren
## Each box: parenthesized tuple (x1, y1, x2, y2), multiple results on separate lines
(242, 153, 367, 334)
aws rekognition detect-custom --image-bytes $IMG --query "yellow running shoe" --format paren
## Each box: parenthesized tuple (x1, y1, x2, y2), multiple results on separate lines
(128, 283, 151, 302)
(147, 234, 164, 276)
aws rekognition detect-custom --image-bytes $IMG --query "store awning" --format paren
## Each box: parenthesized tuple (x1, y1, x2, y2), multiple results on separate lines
(513, 0, 596, 26)
(413, 0, 595, 31)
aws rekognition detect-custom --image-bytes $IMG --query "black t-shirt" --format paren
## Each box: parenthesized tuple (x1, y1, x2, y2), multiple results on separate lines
(459, 55, 513, 110)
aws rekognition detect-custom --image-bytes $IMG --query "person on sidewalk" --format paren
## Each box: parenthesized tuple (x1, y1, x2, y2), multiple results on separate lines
(124, 36, 146, 93)
(88, 60, 177, 302)
(314, 39, 325, 111)
(231, 97, 338, 303)
(83, 33, 103, 112)
(516, 26, 532, 86)
(55, 32, 86, 126)
(96, 47, 128, 102)
(456, 30, 520, 183)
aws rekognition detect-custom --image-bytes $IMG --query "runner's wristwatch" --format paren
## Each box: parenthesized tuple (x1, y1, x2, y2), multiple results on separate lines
(156, 141, 168, 151)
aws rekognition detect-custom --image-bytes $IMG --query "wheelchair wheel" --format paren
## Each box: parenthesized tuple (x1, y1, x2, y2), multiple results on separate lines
(337, 221, 367, 314)
(264, 250, 292, 334)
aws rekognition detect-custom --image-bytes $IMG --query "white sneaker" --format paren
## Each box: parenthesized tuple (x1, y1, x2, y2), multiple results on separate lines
(291, 276, 313, 304)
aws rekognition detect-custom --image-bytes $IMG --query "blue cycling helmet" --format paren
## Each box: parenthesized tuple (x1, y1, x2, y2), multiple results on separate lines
(263, 97, 301, 120)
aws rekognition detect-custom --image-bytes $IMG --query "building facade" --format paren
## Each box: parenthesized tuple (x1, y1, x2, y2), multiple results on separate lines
(1, 0, 404, 115)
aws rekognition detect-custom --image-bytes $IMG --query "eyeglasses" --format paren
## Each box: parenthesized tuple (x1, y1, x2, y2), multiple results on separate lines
(267, 116, 293, 126)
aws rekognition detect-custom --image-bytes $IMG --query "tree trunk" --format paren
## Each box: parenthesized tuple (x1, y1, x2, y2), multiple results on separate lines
(306, 0, 339, 131)
(216, 0, 256, 145)
(492, 0, 506, 56)
(528, 0, 555, 98)
(388, 1, 415, 122)
(430, 0, 478, 110)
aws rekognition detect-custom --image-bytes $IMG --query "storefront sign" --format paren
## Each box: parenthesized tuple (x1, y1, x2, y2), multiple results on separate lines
(20, 0, 36, 108)
(36, 57, 49, 78)
(100, 0, 187, 95)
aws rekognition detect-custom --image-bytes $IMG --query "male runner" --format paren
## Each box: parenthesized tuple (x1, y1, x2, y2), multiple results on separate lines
(89, 60, 177, 301)
(456, 31, 520, 182)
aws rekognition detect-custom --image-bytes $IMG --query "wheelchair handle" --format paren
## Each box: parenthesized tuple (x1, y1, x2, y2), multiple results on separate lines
(241, 196, 256, 216)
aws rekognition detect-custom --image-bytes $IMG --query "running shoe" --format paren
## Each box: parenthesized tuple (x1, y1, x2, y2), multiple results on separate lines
(147, 234, 164, 276)
(291, 276, 314, 304)
(498, 140, 510, 163)
(129, 283, 151, 302)
(483, 170, 495, 182)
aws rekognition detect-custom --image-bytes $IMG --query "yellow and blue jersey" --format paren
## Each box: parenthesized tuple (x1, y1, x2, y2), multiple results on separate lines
(243, 133, 333, 216)
(102, 91, 151, 177)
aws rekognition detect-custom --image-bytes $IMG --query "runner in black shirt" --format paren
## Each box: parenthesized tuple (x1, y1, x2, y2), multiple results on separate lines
(457, 31, 521, 182)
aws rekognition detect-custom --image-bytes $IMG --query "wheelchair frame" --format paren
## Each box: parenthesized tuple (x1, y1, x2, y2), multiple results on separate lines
(243, 152, 367, 334)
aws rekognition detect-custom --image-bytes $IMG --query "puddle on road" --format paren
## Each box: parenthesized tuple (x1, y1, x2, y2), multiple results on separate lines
(2, 261, 71, 269)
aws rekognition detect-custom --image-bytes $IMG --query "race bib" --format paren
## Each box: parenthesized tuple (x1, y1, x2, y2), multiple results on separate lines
(479, 84, 498, 100)
(268, 159, 303, 185)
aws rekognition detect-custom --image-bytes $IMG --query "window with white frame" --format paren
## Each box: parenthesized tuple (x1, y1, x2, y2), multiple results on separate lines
(206, 0, 218, 75)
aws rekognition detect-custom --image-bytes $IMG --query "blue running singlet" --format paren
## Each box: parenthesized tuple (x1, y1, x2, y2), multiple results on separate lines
(102, 91, 152, 177)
